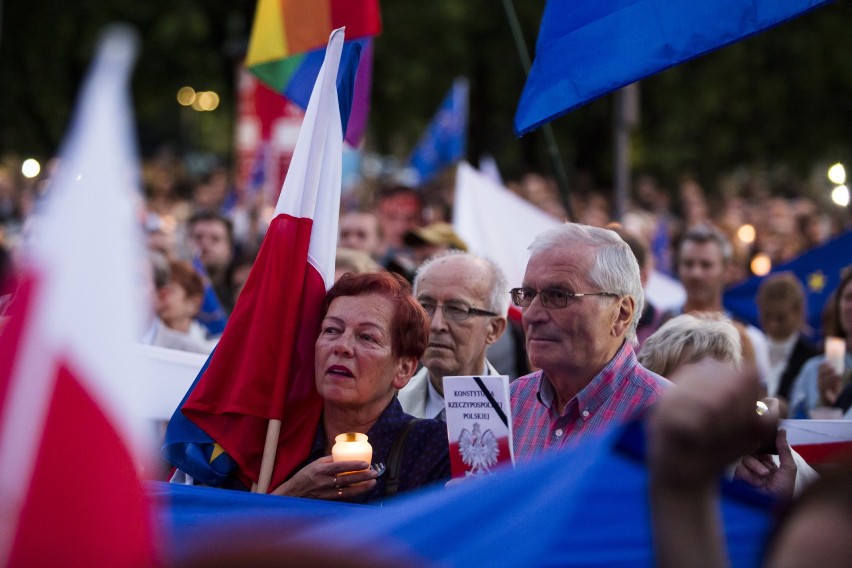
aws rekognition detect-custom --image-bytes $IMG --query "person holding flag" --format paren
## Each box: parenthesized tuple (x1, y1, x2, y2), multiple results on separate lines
(270, 271, 450, 502)
(164, 29, 449, 502)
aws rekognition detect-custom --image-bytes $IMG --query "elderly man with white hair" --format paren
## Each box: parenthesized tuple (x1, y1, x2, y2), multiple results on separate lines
(399, 250, 509, 419)
(510, 223, 671, 460)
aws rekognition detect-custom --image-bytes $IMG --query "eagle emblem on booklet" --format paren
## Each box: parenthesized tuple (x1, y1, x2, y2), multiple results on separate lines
(443, 375, 514, 478)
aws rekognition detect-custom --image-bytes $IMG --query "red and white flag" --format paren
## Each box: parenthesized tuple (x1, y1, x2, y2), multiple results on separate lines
(783, 419, 852, 465)
(0, 27, 157, 566)
(181, 29, 347, 490)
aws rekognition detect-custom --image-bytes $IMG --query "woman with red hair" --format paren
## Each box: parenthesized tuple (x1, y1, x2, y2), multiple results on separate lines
(271, 271, 450, 503)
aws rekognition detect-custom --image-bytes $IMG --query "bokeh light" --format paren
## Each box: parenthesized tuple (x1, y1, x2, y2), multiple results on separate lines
(828, 163, 846, 185)
(750, 253, 772, 276)
(736, 224, 756, 244)
(177, 86, 196, 106)
(191, 91, 220, 112)
(21, 158, 41, 178)
(831, 185, 850, 207)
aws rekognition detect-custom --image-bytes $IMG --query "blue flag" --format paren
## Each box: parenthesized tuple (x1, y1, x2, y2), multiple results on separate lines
(515, 0, 832, 135)
(724, 230, 852, 342)
(153, 420, 773, 567)
(191, 257, 229, 337)
(408, 78, 469, 184)
(161, 350, 238, 486)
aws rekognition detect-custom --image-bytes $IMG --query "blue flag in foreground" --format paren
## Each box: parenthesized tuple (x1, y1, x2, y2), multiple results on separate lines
(515, 0, 832, 135)
(408, 77, 469, 184)
(153, 421, 772, 567)
(724, 230, 852, 341)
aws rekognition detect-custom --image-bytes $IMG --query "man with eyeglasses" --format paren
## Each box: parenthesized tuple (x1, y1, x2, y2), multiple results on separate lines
(510, 224, 670, 460)
(398, 251, 509, 419)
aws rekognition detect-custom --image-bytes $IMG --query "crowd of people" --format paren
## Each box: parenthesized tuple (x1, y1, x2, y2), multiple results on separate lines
(1, 149, 851, 562)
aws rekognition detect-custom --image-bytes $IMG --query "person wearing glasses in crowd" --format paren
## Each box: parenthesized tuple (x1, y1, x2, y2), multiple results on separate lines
(510, 223, 671, 460)
(398, 251, 509, 419)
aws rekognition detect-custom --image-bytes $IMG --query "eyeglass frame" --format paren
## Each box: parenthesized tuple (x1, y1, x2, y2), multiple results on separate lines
(418, 300, 499, 321)
(509, 287, 620, 309)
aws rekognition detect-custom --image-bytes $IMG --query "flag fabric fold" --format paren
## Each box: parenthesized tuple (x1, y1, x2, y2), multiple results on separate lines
(0, 26, 156, 566)
(408, 78, 469, 184)
(165, 28, 352, 491)
(514, 0, 832, 136)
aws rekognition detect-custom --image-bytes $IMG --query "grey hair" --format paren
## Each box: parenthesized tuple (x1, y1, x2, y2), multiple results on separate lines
(414, 249, 510, 316)
(528, 223, 644, 339)
(637, 312, 743, 378)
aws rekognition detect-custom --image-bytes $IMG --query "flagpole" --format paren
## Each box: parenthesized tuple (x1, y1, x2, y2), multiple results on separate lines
(500, 0, 576, 221)
(256, 418, 282, 493)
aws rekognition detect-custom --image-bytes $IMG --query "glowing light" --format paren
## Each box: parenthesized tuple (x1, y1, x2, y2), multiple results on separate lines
(828, 163, 846, 185)
(21, 158, 41, 178)
(192, 91, 220, 111)
(750, 253, 772, 276)
(737, 224, 756, 244)
(832, 185, 850, 207)
(177, 86, 196, 106)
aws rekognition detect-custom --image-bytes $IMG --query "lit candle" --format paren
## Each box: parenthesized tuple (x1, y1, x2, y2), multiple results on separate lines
(825, 337, 846, 375)
(332, 433, 372, 468)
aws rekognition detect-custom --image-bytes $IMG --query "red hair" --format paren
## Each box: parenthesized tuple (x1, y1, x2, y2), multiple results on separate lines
(321, 271, 429, 359)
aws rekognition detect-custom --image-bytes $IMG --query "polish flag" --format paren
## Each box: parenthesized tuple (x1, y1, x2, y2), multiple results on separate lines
(0, 27, 157, 566)
(783, 419, 852, 465)
(179, 29, 352, 490)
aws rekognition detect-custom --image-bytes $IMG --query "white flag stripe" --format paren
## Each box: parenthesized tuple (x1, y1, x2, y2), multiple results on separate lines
(275, 29, 344, 290)
(782, 419, 852, 445)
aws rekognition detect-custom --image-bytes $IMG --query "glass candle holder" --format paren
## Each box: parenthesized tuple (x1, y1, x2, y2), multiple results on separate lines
(331, 432, 372, 468)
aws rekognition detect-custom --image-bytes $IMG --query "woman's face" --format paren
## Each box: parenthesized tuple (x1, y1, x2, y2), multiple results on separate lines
(315, 293, 415, 410)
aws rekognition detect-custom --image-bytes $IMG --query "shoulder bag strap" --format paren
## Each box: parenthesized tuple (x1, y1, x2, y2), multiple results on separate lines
(383, 418, 421, 497)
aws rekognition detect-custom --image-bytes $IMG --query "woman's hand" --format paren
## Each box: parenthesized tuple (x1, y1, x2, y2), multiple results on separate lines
(270, 456, 377, 500)
(817, 361, 843, 406)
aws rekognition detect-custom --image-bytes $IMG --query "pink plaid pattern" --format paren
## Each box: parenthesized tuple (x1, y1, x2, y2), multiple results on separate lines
(511, 342, 670, 461)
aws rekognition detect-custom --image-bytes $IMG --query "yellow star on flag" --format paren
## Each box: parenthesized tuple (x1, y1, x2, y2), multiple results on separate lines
(807, 270, 826, 293)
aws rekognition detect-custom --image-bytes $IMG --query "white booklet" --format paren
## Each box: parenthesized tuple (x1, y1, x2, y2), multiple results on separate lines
(443, 375, 514, 478)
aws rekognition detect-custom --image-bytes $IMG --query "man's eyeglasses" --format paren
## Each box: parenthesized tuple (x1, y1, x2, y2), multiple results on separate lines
(509, 287, 620, 309)
(419, 301, 499, 321)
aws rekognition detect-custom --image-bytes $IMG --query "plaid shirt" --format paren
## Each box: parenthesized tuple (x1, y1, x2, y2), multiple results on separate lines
(511, 342, 670, 461)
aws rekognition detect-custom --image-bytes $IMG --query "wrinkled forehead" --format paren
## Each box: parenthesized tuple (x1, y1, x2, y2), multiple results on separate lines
(523, 246, 595, 287)
(418, 258, 489, 297)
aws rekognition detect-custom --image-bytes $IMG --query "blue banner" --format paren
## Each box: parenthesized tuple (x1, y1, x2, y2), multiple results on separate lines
(515, 0, 832, 135)
(154, 421, 772, 567)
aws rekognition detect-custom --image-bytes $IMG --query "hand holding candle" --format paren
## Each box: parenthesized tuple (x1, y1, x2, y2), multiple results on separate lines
(332, 433, 372, 471)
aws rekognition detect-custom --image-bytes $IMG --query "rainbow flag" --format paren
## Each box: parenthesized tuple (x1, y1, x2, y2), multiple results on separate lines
(245, 0, 379, 146)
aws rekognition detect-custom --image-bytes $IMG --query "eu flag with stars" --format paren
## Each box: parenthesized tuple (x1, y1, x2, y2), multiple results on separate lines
(724, 230, 852, 342)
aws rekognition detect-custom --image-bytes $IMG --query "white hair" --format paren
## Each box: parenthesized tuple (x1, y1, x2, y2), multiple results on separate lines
(528, 223, 644, 339)
(414, 249, 510, 316)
